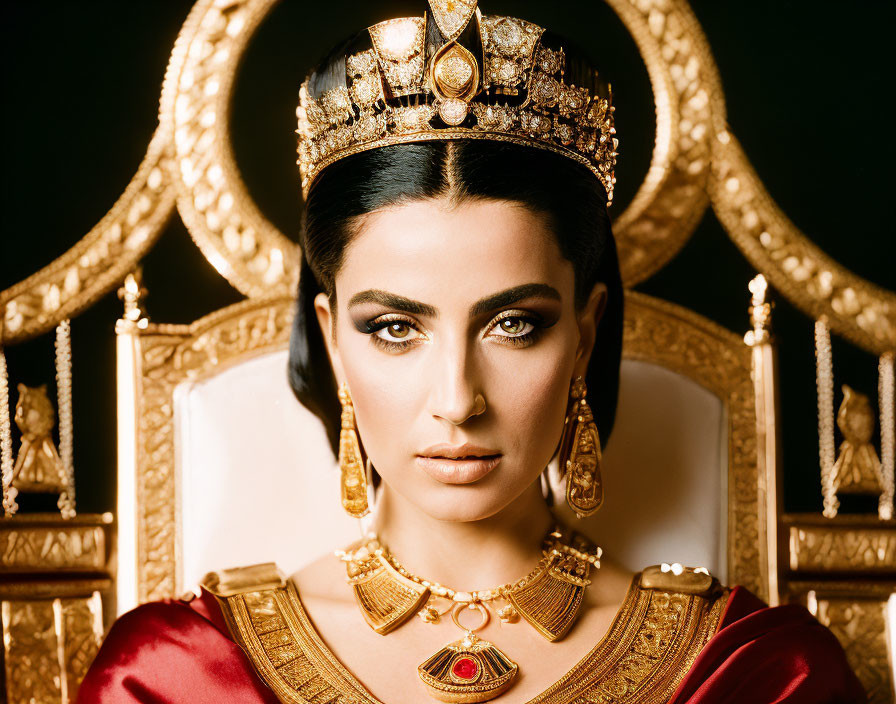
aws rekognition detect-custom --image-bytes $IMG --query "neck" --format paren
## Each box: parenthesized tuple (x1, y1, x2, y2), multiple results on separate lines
(372, 481, 554, 590)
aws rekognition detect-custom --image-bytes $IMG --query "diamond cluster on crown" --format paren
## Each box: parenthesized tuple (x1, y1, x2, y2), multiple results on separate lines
(296, 8, 617, 203)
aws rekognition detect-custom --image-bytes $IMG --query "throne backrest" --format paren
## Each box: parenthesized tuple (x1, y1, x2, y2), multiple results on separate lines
(115, 291, 766, 613)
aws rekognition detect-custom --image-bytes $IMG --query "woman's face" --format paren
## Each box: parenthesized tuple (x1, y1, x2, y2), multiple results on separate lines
(316, 197, 605, 522)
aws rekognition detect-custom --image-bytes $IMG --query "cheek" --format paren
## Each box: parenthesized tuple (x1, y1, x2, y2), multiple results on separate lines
(335, 327, 422, 465)
(482, 326, 577, 459)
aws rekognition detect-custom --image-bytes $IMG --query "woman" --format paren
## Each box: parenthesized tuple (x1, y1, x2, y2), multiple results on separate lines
(79, 2, 864, 702)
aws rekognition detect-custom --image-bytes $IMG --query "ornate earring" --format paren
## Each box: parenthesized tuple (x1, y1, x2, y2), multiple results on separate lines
(338, 383, 369, 518)
(558, 376, 604, 518)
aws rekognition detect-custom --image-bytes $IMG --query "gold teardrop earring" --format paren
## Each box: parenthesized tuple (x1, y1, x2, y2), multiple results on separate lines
(338, 383, 369, 518)
(558, 376, 604, 518)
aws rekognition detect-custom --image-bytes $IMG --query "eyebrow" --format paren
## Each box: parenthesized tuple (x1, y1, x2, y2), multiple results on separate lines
(347, 283, 561, 319)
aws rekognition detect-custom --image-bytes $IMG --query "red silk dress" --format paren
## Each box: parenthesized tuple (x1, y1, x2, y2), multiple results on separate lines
(78, 585, 864, 703)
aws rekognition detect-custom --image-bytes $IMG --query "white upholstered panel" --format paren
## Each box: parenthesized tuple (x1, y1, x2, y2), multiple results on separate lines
(174, 352, 727, 592)
(175, 350, 358, 593)
(575, 359, 727, 581)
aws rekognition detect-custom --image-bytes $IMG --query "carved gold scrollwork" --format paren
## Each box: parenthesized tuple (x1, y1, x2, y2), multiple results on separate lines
(603, 0, 722, 284)
(710, 133, 896, 355)
(160, 0, 299, 298)
(133, 297, 295, 602)
(811, 594, 893, 704)
(0, 128, 175, 345)
(2, 0, 891, 356)
(1, 595, 104, 704)
(789, 521, 896, 573)
(1, 600, 61, 703)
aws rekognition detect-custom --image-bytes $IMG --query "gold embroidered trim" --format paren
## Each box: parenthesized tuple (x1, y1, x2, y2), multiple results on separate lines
(210, 568, 729, 704)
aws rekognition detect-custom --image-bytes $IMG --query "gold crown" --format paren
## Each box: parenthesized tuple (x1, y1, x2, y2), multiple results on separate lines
(296, 0, 617, 203)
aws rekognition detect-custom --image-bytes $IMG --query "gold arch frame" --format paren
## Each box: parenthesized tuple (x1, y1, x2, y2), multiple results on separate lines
(2, 5, 892, 700)
(2, 0, 893, 355)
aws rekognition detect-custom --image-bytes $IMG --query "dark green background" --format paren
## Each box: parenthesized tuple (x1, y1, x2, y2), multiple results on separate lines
(1, 1, 894, 516)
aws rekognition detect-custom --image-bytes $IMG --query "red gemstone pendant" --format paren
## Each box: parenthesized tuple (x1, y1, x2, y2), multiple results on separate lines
(451, 656, 479, 681)
(418, 633, 518, 703)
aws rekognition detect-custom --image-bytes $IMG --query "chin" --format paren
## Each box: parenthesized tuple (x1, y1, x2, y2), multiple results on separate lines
(409, 484, 525, 523)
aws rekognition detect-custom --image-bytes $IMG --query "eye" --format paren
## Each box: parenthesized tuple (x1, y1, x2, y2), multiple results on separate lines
(494, 317, 532, 336)
(376, 321, 418, 342)
(365, 315, 427, 350)
(488, 310, 550, 347)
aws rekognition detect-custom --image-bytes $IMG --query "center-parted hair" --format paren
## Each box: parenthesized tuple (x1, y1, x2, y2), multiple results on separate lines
(289, 32, 624, 456)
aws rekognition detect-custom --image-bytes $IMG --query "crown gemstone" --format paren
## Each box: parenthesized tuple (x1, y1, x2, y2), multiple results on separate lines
(439, 98, 469, 126)
(494, 19, 523, 52)
(494, 58, 519, 84)
(438, 55, 474, 91)
(533, 74, 560, 106)
(371, 18, 423, 61)
(452, 657, 479, 681)
(346, 50, 377, 78)
(432, 43, 478, 99)
(428, 0, 478, 41)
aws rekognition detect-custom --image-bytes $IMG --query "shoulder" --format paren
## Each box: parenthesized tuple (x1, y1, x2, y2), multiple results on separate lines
(88, 596, 225, 657)
(670, 583, 866, 703)
(77, 588, 274, 703)
(631, 564, 865, 702)
(290, 550, 356, 606)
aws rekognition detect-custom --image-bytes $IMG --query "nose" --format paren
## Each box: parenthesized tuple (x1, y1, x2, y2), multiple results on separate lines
(428, 343, 486, 426)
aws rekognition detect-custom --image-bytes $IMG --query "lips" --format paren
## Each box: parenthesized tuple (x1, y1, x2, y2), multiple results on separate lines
(416, 443, 502, 485)
(419, 443, 501, 460)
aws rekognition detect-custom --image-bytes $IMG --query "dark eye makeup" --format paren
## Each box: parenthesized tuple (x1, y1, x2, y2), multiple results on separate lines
(353, 308, 558, 353)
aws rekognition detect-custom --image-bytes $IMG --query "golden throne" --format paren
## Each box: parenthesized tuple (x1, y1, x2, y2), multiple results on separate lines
(114, 288, 767, 609)
(1, 1, 894, 703)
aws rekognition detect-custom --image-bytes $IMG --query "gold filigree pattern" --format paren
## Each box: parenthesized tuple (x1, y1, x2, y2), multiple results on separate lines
(129, 297, 295, 602)
(0, 128, 175, 345)
(206, 567, 727, 704)
(62, 594, 105, 701)
(709, 133, 896, 355)
(160, 0, 299, 299)
(368, 18, 426, 97)
(623, 292, 762, 598)
(812, 597, 892, 704)
(2, 600, 62, 704)
(0, 516, 110, 571)
(788, 519, 896, 573)
(479, 15, 544, 93)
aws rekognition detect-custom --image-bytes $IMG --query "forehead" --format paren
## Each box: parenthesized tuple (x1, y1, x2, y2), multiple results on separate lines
(336, 198, 573, 304)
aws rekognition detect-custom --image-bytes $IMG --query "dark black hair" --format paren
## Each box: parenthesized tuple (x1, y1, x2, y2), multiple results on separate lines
(289, 25, 623, 457)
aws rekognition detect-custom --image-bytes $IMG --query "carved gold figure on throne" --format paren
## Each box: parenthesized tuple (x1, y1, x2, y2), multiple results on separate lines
(10, 384, 66, 494)
(831, 384, 884, 495)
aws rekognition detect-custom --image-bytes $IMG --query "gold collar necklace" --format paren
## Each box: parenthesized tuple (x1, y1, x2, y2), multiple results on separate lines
(336, 526, 602, 703)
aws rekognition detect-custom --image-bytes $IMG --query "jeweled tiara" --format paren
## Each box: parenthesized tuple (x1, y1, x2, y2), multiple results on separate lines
(296, 0, 617, 203)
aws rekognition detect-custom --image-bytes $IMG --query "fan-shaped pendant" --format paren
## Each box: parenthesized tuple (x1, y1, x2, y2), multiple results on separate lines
(417, 632, 518, 703)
